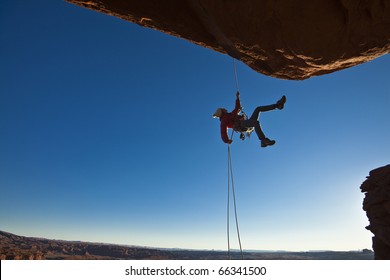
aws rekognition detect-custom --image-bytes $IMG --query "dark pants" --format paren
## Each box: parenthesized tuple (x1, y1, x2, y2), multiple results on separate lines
(241, 104, 276, 141)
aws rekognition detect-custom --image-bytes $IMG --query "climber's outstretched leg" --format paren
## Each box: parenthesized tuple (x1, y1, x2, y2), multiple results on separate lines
(249, 95, 286, 120)
(243, 96, 286, 148)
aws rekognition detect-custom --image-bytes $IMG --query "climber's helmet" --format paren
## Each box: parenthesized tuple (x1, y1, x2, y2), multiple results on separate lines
(212, 108, 227, 118)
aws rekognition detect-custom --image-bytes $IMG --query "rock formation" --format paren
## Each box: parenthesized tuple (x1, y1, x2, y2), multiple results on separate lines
(361, 165, 390, 260)
(66, 0, 390, 80)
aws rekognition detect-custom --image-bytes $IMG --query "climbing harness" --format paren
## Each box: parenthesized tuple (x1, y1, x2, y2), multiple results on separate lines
(233, 114, 254, 141)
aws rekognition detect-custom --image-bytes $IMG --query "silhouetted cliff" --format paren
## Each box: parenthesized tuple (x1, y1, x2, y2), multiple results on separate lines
(361, 164, 390, 260)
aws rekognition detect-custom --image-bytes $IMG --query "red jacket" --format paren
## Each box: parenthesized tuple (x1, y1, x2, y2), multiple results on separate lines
(220, 97, 242, 143)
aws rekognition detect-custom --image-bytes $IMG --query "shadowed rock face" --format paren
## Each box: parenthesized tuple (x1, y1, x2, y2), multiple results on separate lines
(361, 165, 390, 260)
(66, 0, 390, 80)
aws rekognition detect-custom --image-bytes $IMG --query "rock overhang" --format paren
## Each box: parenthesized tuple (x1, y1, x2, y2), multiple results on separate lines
(66, 0, 390, 80)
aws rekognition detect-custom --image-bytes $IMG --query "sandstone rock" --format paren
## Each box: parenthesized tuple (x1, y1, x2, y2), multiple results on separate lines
(66, 0, 390, 80)
(361, 164, 390, 260)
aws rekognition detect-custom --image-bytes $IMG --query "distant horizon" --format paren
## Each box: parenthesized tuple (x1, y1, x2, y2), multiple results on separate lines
(0, 229, 373, 253)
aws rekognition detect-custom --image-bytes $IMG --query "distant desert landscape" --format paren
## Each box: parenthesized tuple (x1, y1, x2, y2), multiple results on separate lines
(0, 230, 373, 260)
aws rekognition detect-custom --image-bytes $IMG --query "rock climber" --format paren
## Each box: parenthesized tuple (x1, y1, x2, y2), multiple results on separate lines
(213, 92, 286, 147)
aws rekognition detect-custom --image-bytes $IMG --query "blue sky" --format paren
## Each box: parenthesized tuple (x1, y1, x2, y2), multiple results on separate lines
(1, 0, 389, 251)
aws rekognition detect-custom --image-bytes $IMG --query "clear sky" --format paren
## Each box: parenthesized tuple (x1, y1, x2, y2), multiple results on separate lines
(1, 0, 389, 252)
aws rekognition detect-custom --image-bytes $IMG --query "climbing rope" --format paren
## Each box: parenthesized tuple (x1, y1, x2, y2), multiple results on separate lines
(233, 58, 240, 93)
(227, 131, 244, 260)
(225, 58, 244, 260)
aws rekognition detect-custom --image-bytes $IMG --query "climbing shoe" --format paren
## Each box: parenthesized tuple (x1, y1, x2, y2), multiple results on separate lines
(276, 95, 286, 110)
(261, 138, 276, 147)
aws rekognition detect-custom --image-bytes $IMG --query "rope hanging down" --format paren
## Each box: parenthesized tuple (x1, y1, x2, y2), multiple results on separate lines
(233, 58, 240, 93)
(226, 59, 244, 259)
(227, 133, 244, 260)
